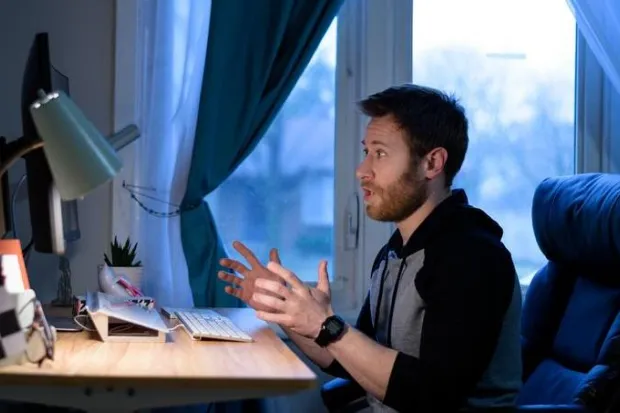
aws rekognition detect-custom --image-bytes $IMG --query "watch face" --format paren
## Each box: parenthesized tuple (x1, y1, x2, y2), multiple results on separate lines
(325, 317, 343, 335)
(316, 315, 345, 347)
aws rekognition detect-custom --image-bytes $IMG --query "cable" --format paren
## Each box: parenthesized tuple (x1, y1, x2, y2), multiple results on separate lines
(22, 239, 34, 266)
(8, 173, 34, 266)
(18, 296, 37, 330)
(122, 181, 202, 218)
(11, 174, 27, 240)
(167, 323, 186, 333)
(73, 315, 96, 332)
(168, 321, 201, 340)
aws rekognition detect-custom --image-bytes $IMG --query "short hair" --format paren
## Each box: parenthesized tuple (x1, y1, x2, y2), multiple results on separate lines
(358, 84, 469, 187)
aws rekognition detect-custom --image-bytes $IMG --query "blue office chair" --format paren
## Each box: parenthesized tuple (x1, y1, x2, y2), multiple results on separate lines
(517, 173, 620, 412)
(321, 173, 620, 413)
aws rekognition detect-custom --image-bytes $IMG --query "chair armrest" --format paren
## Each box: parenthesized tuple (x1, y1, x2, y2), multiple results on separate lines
(516, 405, 588, 413)
(321, 378, 368, 412)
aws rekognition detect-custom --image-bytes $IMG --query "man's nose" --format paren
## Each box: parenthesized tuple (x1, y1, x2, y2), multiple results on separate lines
(356, 157, 372, 181)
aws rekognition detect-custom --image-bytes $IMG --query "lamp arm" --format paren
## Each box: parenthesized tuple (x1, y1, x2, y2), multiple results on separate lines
(108, 124, 141, 151)
(0, 136, 44, 178)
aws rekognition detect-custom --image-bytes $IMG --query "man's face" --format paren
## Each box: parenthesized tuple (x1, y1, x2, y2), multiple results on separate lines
(356, 115, 429, 223)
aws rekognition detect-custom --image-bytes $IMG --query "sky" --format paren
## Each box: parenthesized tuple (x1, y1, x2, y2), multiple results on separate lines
(316, 0, 576, 76)
(412, 0, 576, 76)
(311, 0, 576, 126)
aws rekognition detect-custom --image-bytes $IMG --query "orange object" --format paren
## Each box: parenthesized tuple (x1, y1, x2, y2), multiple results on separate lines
(0, 239, 30, 290)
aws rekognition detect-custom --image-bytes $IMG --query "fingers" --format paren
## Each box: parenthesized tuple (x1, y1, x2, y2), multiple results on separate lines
(269, 248, 281, 265)
(220, 271, 245, 301)
(224, 285, 243, 299)
(269, 249, 287, 286)
(232, 241, 262, 268)
(316, 260, 331, 295)
(217, 271, 243, 286)
(255, 279, 291, 299)
(219, 258, 250, 274)
(266, 261, 305, 291)
(255, 311, 291, 326)
(252, 293, 286, 312)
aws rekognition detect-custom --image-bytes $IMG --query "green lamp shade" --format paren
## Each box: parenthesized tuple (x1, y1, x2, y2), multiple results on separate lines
(29, 91, 122, 200)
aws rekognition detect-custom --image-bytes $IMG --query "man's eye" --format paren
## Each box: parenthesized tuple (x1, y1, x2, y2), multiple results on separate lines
(376, 150, 386, 158)
(362, 148, 369, 156)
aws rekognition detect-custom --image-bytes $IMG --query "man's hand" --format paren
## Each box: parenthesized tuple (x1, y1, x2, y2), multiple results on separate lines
(217, 241, 283, 312)
(252, 260, 333, 339)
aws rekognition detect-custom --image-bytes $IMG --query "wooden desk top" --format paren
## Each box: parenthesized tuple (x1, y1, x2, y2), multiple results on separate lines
(0, 308, 317, 392)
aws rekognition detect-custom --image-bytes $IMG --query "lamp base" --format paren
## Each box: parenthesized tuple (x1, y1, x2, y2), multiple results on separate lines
(50, 298, 73, 308)
(52, 256, 73, 307)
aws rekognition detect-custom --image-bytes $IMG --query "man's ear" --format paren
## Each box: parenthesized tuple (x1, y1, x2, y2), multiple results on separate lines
(424, 147, 448, 180)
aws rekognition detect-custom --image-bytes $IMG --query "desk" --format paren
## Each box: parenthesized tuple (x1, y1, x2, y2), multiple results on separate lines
(0, 308, 316, 412)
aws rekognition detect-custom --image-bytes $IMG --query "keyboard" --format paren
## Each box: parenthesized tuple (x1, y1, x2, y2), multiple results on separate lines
(173, 309, 253, 342)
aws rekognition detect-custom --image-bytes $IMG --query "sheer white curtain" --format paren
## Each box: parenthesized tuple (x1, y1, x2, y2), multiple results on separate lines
(566, 0, 620, 93)
(136, 0, 212, 307)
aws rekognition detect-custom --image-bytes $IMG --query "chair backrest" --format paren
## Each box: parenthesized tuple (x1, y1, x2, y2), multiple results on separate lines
(518, 173, 620, 406)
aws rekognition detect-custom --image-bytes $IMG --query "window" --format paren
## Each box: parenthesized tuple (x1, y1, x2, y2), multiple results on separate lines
(207, 21, 338, 283)
(411, 0, 576, 287)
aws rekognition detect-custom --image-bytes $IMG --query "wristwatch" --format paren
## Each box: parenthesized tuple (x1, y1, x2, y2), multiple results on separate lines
(315, 315, 347, 347)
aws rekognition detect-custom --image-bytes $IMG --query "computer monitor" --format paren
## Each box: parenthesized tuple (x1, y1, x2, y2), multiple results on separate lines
(19, 32, 80, 255)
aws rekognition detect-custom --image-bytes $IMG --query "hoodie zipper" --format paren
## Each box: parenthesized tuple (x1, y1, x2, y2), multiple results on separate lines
(373, 250, 408, 348)
(386, 259, 407, 347)
(372, 248, 390, 336)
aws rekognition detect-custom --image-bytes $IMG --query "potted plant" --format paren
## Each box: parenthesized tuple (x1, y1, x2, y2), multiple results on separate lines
(102, 236, 143, 289)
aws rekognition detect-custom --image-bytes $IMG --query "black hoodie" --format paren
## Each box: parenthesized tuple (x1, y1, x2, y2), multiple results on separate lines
(323, 189, 523, 412)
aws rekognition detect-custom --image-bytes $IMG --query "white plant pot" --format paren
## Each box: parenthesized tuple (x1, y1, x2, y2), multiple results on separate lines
(111, 266, 143, 289)
(97, 265, 144, 296)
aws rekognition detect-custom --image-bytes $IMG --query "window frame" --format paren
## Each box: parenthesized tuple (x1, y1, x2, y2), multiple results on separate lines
(112, 0, 145, 248)
(575, 31, 620, 173)
(331, 0, 413, 318)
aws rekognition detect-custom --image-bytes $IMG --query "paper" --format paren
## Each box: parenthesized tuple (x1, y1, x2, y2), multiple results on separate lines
(1, 255, 25, 293)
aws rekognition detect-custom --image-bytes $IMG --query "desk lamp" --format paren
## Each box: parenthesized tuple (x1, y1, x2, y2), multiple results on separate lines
(0, 90, 140, 310)
(0, 90, 139, 365)
(0, 90, 135, 200)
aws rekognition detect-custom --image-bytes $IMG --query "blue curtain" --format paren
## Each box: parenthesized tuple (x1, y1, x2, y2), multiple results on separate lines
(181, 0, 344, 308)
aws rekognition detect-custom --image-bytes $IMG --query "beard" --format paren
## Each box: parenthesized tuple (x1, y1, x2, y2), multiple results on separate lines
(364, 169, 429, 223)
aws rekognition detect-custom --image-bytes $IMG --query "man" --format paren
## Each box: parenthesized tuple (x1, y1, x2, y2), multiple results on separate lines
(218, 84, 522, 412)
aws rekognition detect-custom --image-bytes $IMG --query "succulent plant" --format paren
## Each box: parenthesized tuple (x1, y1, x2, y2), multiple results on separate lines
(104, 236, 142, 267)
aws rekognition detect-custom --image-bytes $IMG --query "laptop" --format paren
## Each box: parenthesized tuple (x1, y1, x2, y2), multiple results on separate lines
(85, 291, 169, 341)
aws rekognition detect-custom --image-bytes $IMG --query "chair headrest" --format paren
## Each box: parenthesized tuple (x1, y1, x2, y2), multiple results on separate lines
(532, 173, 620, 273)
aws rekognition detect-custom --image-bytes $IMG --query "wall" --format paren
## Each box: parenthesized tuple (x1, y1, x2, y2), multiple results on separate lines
(0, 0, 115, 302)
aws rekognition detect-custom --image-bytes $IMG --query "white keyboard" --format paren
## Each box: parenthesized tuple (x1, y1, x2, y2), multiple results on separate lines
(174, 309, 253, 342)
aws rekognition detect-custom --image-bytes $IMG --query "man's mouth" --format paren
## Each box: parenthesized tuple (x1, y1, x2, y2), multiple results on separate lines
(362, 188, 374, 200)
